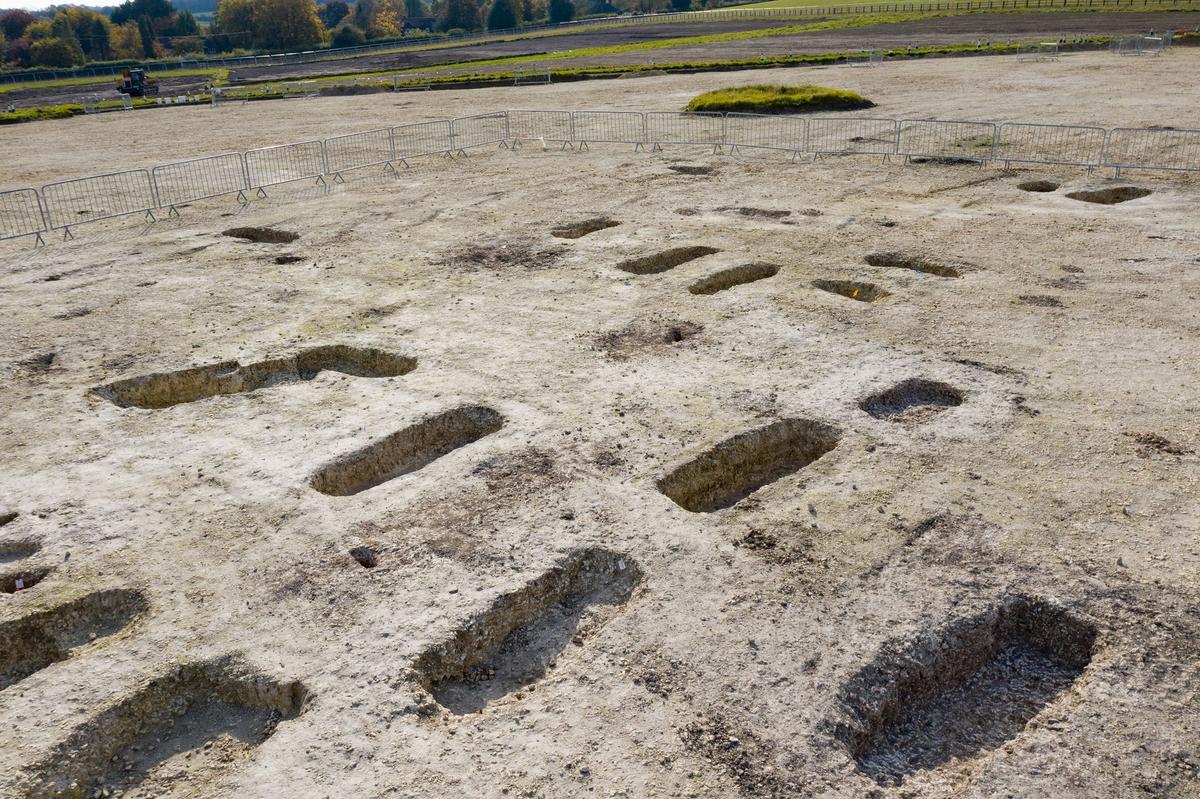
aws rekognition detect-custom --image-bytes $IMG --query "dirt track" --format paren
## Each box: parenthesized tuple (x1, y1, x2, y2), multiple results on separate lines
(5, 10, 1199, 108)
(224, 10, 1200, 81)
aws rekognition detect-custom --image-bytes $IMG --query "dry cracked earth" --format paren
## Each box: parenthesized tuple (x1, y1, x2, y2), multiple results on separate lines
(1, 56, 1199, 799)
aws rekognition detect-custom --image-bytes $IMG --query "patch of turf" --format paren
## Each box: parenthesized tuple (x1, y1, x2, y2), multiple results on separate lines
(685, 83, 874, 114)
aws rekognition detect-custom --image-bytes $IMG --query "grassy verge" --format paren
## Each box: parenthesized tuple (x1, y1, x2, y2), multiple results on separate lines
(686, 83, 874, 113)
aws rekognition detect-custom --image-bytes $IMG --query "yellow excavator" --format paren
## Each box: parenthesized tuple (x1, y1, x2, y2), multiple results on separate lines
(116, 68, 160, 98)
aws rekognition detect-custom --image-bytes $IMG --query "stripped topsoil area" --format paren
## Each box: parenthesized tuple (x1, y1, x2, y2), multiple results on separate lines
(1, 56, 1199, 798)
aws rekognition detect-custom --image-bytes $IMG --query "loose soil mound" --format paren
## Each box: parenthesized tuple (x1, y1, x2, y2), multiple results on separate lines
(686, 84, 874, 114)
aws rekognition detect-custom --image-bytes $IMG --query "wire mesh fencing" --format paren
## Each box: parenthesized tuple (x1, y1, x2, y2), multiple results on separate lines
(993, 123, 1106, 169)
(571, 111, 647, 149)
(897, 119, 997, 163)
(507, 110, 574, 147)
(1102, 127, 1200, 175)
(323, 128, 396, 179)
(392, 120, 453, 161)
(645, 112, 726, 152)
(41, 169, 158, 236)
(807, 117, 898, 157)
(0, 189, 47, 244)
(10, 108, 1200, 250)
(152, 153, 249, 211)
(450, 113, 510, 153)
(244, 141, 327, 192)
(723, 113, 807, 156)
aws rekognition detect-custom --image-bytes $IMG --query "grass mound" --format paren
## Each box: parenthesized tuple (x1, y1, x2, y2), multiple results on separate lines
(685, 84, 874, 114)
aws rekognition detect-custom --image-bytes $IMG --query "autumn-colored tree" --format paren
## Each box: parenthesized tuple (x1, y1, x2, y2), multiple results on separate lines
(110, 20, 144, 58)
(214, 0, 256, 49)
(0, 9, 36, 41)
(440, 0, 479, 30)
(318, 0, 351, 28)
(30, 36, 82, 66)
(251, 0, 325, 50)
(331, 22, 364, 45)
(371, 0, 403, 38)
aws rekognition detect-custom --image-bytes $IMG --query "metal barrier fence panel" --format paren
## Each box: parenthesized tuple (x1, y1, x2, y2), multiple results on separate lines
(41, 169, 157, 231)
(807, 117, 898, 155)
(897, 119, 997, 161)
(0, 188, 47, 243)
(507, 110, 573, 142)
(244, 140, 326, 188)
(1102, 127, 1200, 174)
(644, 112, 725, 148)
(571, 111, 646, 145)
(450, 112, 510, 151)
(391, 120, 453, 159)
(994, 123, 1106, 168)
(152, 153, 248, 209)
(723, 113, 806, 154)
(323, 128, 395, 175)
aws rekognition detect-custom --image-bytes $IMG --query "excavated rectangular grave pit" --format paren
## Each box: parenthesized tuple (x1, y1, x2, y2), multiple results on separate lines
(94, 345, 416, 409)
(836, 596, 1097, 786)
(812, 279, 891, 303)
(551, 217, 620, 239)
(414, 547, 641, 715)
(865, 252, 964, 279)
(0, 565, 51, 594)
(688, 263, 780, 295)
(24, 658, 307, 799)
(0, 538, 40, 565)
(617, 246, 720, 275)
(310, 404, 504, 496)
(860, 378, 964, 424)
(0, 589, 146, 691)
(657, 418, 841, 513)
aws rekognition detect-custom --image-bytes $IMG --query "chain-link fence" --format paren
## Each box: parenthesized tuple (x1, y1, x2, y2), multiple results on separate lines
(392, 120, 453, 162)
(645, 112, 726, 152)
(244, 141, 327, 193)
(41, 169, 158, 238)
(450, 113, 510, 153)
(994, 123, 1108, 169)
(0, 189, 47, 244)
(6, 109, 1200, 247)
(152, 153, 249, 211)
(723, 114, 806, 156)
(1102, 127, 1200, 176)
(324, 128, 397, 178)
(898, 119, 998, 163)
(571, 111, 647, 149)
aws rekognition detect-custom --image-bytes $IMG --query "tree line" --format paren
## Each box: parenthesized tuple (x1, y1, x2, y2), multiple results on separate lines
(1, 0, 704, 69)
